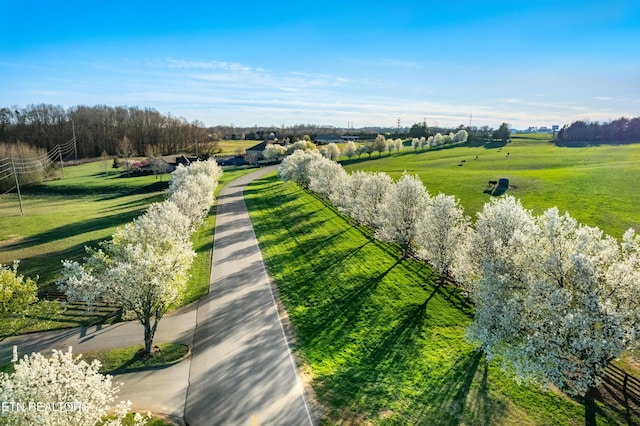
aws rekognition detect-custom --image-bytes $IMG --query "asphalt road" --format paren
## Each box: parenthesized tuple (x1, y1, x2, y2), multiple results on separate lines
(0, 165, 314, 426)
(184, 166, 313, 426)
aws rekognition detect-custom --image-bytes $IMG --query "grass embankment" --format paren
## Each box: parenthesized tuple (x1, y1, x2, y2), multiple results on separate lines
(81, 342, 189, 374)
(245, 173, 631, 425)
(0, 161, 258, 335)
(342, 135, 640, 239)
(0, 343, 189, 376)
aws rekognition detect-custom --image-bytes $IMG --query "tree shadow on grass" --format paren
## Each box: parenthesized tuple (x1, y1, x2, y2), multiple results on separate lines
(279, 242, 383, 347)
(1, 209, 146, 252)
(315, 302, 500, 424)
(315, 302, 428, 422)
(439, 285, 474, 318)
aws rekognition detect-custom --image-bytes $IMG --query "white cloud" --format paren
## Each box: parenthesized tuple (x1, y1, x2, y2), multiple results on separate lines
(166, 58, 254, 72)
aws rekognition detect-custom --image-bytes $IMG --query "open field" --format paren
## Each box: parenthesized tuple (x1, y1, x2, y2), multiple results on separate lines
(216, 139, 259, 154)
(342, 135, 640, 239)
(0, 161, 167, 290)
(245, 173, 633, 425)
(0, 161, 258, 334)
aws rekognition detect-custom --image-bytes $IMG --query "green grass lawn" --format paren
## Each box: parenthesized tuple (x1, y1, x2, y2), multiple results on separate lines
(81, 342, 189, 374)
(216, 139, 259, 153)
(0, 161, 258, 335)
(245, 173, 633, 425)
(342, 135, 640, 239)
(0, 161, 167, 287)
(0, 342, 189, 375)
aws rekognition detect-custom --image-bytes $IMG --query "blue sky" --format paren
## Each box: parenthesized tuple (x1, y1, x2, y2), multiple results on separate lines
(1, 0, 638, 129)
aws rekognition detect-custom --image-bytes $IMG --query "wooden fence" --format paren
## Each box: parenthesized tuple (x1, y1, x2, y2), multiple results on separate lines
(604, 364, 640, 404)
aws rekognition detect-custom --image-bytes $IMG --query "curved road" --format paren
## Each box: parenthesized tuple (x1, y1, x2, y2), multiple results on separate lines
(0, 166, 314, 426)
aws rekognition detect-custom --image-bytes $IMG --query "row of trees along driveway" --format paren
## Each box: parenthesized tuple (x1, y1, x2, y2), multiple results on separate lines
(279, 148, 640, 424)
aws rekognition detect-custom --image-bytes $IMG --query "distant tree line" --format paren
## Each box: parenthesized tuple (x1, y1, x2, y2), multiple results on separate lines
(0, 104, 216, 159)
(409, 122, 510, 145)
(556, 116, 640, 144)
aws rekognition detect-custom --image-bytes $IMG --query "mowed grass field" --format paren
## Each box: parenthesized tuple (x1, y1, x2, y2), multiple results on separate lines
(342, 135, 640, 239)
(245, 174, 632, 425)
(0, 161, 256, 333)
(0, 161, 167, 290)
(216, 139, 259, 153)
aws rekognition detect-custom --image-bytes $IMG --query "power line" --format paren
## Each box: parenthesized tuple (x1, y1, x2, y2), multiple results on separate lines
(1, 137, 76, 215)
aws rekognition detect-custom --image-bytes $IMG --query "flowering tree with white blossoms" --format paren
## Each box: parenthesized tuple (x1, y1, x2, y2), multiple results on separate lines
(166, 160, 222, 228)
(335, 171, 368, 219)
(167, 172, 216, 228)
(343, 141, 357, 159)
(263, 143, 287, 162)
(468, 199, 640, 420)
(394, 138, 403, 152)
(278, 149, 322, 188)
(0, 347, 147, 426)
(373, 134, 386, 156)
(419, 136, 428, 151)
(432, 133, 444, 148)
(415, 193, 474, 290)
(324, 143, 341, 161)
(467, 196, 537, 357)
(375, 172, 430, 257)
(453, 129, 469, 143)
(351, 172, 393, 228)
(286, 140, 316, 155)
(167, 159, 222, 192)
(59, 205, 195, 355)
(58, 161, 221, 355)
(308, 156, 347, 202)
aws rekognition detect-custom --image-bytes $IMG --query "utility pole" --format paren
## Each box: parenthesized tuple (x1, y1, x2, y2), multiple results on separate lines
(10, 158, 23, 216)
(72, 119, 77, 160)
(58, 145, 64, 178)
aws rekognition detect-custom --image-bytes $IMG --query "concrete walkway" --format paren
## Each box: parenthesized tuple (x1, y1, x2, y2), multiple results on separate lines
(0, 166, 314, 426)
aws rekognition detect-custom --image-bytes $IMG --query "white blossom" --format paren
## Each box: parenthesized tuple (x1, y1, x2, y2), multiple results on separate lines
(415, 193, 473, 288)
(375, 172, 430, 257)
(351, 172, 393, 227)
(0, 347, 147, 426)
(59, 160, 219, 354)
(394, 138, 403, 152)
(308, 156, 347, 201)
(278, 149, 322, 188)
(263, 143, 287, 161)
(468, 202, 640, 396)
(342, 141, 358, 159)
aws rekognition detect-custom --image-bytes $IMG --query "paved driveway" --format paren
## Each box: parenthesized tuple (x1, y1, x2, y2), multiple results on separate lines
(184, 166, 313, 426)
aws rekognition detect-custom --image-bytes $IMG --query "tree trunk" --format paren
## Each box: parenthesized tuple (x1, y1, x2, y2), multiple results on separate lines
(143, 317, 153, 355)
(584, 386, 597, 426)
(142, 316, 160, 355)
